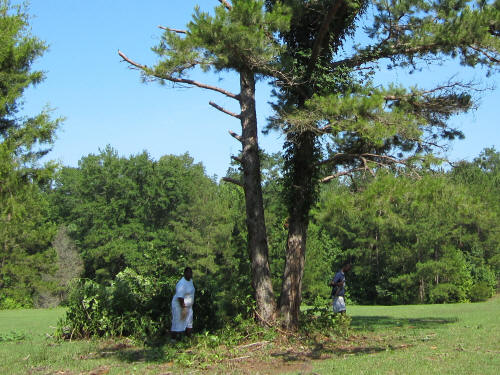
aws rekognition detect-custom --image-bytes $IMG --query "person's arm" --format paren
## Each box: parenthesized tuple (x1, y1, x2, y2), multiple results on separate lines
(330, 274, 344, 287)
(176, 281, 187, 307)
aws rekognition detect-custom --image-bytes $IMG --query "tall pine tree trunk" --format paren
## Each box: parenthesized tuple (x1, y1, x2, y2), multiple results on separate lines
(279, 131, 318, 329)
(279, 214, 308, 329)
(239, 69, 277, 323)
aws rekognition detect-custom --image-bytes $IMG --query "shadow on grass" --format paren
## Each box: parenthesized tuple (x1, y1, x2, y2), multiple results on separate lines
(271, 342, 391, 362)
(272, 316, 457, 362)
(350, 316, 458, 331)
(87, 336, 178, 364)
(85, 316, 458, 365)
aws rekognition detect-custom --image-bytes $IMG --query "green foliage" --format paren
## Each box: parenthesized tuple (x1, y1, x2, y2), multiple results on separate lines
(0, 330, 29, 342)
(428, 283, 464, 304)
(300, 296, 352, 337)
(148, 0, 291, 80)
(317, 163, 498, 305)
(50, 148, 233, 282)
(302, 221, 343, 303)
(57, 268, 222, 341)
(0, 0, 61, 309)
(469, 281, 494, 302)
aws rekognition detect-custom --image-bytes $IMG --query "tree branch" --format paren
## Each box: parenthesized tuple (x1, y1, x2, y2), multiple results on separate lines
(118, 50, 241, 100)
(158, 26, 187, 34)
(231, 155, 242, 164)
(209, 101, 241, 119)
(469, 44, 500, 64)
(383, 81, 483, 102)
(332, 42, 440, 70)
(228, 130, 243, 143)
(222, 177, 243, 187)
(321, 167, 366, 183)
(218, 0, 232, 11)
(307, 0, 344, 76)
(360, 156, 376, 177)
(317, 153, 354, 166)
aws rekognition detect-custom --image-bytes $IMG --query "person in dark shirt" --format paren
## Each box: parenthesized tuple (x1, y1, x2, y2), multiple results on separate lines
(329, 262, 352, 314)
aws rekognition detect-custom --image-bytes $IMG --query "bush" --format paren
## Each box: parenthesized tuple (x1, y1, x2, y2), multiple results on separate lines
(428, 283, 464, 304)
(469, 281, 494, 302)
(0, 296, 27, 310)
(57, 268, 221, 342)
(300, 296, 351, 337)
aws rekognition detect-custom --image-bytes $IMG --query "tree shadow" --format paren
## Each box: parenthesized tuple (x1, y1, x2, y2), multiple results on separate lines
(350, 315, 458, 331)
(87, 341, 168, 363)
(272, 315, 457, 362)
(271, 339, 396, 362)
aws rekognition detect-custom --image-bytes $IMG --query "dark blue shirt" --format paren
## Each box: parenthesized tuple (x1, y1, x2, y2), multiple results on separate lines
(332, 270, 346, 297)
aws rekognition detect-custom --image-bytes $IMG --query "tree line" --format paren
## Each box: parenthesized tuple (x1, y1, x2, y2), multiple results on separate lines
(1, 145, 499, 312)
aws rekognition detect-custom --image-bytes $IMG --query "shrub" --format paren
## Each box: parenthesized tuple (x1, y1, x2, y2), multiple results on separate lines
(469, 281, 494, 302)
(300, 296, 351, 337)
(428, 283, 464, 304)
(57, 268, 221, 341)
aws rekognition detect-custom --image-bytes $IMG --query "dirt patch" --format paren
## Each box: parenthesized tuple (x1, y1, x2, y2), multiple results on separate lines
(222, 358, 314, 375)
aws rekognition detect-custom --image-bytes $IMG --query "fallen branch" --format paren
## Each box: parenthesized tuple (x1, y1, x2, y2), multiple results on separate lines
(228, 356, 251, 361)
(237, 340, 269, 349)
(253, 309, 296, 337)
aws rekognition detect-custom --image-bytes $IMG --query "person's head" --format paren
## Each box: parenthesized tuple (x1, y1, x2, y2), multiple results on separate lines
(183, 267, 193, 281)
(341, 262, 352, 273)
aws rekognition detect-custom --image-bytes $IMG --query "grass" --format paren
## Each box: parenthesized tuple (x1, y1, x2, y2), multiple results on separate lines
(0, 297, 498, 374)
(305, 297, 500, 375)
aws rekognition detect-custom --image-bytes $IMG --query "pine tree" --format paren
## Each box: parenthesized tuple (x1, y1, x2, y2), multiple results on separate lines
(0, 0, 62, 308)
(118, 1, 295, 322)
(266, 0, 499, 328)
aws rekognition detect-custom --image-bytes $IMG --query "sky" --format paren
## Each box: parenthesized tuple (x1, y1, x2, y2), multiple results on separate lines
(19, 0, 500, 179)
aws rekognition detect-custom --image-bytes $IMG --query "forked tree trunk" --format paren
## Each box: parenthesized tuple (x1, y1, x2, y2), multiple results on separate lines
(239, 69, 277, 323)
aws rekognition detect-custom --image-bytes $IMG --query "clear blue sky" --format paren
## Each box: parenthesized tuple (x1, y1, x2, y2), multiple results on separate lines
(21, 0, 500, 178)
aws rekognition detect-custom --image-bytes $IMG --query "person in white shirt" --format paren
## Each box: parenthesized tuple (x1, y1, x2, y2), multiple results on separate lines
(170, 267, 195, 341)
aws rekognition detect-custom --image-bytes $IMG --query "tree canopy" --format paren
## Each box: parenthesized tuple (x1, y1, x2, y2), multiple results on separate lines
(0, 0, 61, 309)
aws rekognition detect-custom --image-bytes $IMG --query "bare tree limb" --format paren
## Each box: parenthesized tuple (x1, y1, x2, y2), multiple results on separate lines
(321, 167, 366, 183)
(469, 44, 500, 63)
(231, 155, 242, 164)
(228, 130, 243, 143)
(118, 50, 241, 100)
(317, 153, 353, 166)
(384, 81, 484, 102)
(158, 26, 187, 34)
(360, 156, 376, 177)
(222, 177, 243, 187)
(209, 101, 241, 119)
(218, 0, 232, 11)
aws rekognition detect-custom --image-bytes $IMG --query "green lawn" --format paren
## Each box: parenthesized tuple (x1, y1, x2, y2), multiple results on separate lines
(306, 297, 500, 375)
(1, 297, 498, 374)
